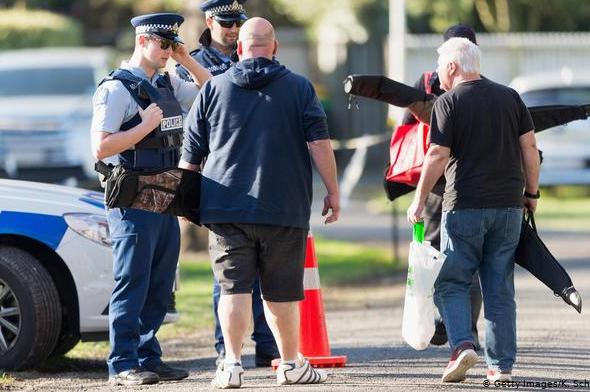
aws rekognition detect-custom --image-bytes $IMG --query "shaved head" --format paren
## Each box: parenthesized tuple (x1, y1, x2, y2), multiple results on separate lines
(237, 17, 278, 60)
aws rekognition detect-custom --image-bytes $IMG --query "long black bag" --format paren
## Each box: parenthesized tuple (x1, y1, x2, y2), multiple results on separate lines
(343, 74, 590, 132)
(515, 212, 582, 313)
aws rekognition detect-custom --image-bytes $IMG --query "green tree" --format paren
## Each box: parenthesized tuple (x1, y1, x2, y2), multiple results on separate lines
(269, 0, 385, 43)
(0, 8, 82, 48)
(407, 0, 590, 33)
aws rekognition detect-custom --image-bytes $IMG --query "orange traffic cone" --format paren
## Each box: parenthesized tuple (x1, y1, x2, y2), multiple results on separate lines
(272, 232, 347, 369)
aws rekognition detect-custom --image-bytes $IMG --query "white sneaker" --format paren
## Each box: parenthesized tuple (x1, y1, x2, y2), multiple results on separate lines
(211, 362, 244, 389)
(276, 355, 328, 385)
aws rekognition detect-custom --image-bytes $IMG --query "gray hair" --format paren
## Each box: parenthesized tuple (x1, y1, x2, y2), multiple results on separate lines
(437, 37, 481, 74)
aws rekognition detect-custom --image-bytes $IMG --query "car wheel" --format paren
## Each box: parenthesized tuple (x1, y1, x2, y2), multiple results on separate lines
(0, 246, 62, 370)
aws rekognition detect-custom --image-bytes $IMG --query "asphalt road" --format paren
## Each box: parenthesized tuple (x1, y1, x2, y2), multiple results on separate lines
(12, 201, 590, 391)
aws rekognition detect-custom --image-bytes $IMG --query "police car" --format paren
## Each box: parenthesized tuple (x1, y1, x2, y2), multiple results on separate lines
(0, 180, 178, 370)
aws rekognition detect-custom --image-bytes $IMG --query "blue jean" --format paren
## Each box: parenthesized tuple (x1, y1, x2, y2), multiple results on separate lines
(106, 208, 180, 375)
(434, 207, 522, 372)
(213, 277, 277, 354)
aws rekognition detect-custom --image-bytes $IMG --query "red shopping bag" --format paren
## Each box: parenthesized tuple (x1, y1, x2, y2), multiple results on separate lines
(385, 122, 429, 186)
(384, 72, 432, 187)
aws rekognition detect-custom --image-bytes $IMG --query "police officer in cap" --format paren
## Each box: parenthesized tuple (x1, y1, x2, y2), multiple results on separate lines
(177, 0, 280, 368)
(176, 0, 247, 80)
(90, 13, 211, 385)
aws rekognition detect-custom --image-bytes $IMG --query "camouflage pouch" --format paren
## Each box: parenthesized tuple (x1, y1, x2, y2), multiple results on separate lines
(99, 162, 200, 224)
(130, 169, 201, 224)
(130, 170, 182, 213)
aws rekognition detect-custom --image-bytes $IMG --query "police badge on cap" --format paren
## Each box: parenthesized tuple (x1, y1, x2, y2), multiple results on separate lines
(200, 0, 248, 21)
(131, 13, 185, 44)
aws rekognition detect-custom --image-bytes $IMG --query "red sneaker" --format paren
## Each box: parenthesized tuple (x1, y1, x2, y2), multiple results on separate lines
(441, 343, 479, 382)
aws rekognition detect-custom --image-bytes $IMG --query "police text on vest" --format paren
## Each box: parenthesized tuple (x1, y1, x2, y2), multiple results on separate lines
(161, 115, 183, 132)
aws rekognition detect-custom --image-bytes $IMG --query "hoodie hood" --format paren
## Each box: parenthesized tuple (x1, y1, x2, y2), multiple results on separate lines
(228, 57, 289, 89)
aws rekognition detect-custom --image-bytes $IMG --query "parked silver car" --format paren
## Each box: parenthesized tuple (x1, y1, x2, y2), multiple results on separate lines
(511, 68, 590, 185)
(0, 47, 112, 184)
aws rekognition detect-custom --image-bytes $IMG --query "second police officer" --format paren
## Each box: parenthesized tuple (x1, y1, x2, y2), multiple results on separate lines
(176, 0, 280, 368)
(90, 13, 211, 385)
(177, 0, 245, 78)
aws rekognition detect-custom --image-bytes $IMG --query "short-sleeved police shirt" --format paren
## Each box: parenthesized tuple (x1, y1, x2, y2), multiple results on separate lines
(430, 78, 534, 211)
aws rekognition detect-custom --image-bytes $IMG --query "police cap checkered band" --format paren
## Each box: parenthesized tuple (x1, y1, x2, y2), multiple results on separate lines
(135, 23, 180, 35)
(201, 0, 247, 17)
(131, 13, 184, 35)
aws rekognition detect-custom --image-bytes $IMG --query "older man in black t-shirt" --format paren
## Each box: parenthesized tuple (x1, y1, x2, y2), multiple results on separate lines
(403, 24, 483, 350)
(407, 37, 540, 384)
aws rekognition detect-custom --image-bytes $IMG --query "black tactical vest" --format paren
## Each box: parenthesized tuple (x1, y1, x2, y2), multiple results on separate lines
(100, 69, 184, 170)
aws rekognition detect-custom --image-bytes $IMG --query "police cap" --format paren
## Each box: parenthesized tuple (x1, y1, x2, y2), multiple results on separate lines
(200, 0, 248, 22)
(131, 13, 185, 44)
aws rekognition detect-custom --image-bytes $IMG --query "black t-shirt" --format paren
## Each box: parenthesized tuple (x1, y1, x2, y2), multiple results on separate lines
(430, 78, 534, 211)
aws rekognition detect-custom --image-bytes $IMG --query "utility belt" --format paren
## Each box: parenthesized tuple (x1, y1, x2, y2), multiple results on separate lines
(95, 161, 200, 224)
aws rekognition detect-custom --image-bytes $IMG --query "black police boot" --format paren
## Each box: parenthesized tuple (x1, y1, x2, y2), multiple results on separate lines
(141, 362, 189, 381)
(430, 320, 449, 346)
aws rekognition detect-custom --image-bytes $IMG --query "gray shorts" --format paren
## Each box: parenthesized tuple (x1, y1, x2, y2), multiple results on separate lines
(207, 223, 308, 302)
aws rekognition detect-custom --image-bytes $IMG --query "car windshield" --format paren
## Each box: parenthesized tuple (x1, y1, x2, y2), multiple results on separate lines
(520, 86, 590, 107)
(0, 67, 96, 96)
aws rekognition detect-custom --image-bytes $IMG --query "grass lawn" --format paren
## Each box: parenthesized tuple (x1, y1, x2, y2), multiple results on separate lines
(66, 237, 398, 360)
(531, 195, 590, 230)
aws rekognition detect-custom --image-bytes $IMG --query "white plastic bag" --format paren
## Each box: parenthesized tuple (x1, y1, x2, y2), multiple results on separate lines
(401, 240, 446, 350)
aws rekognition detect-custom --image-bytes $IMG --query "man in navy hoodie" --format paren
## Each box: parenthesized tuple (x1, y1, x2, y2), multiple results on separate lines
(177, 0, 280, 369)
(180, 17, 339, 388)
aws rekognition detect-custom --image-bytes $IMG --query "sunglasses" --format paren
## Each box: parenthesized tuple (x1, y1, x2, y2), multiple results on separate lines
(148, 35, 180, 51)
(214, 18, 245, 28)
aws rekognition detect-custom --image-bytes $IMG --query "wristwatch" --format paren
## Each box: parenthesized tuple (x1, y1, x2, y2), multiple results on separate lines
(524, 190, 540, 199)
